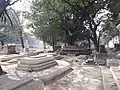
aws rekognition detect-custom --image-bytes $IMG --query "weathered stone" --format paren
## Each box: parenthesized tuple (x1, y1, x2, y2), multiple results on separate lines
(18, 60, 56, 68)
(0, 75, 44, 90)
(114, 44, 120, 51)
(30, 54, 47, 58)
(3, 45, 17, 54)
(94, 53, 107, 65)
(54, 55, 64, 60)
(106, 59, 119, 67)
(16, 55, 58, 72)
(40, 64, 71, 83)
(77, 55, 87, 60)
(16, 62, 57, 71)
(60, 46, 92, 55)
(19, 56, 54, 65)
(107, 50, 117, 59)
(99, 45, 107, 53)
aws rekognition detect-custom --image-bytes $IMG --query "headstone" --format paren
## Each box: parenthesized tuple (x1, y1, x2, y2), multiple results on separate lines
(6, 45, 17, 54)
(114, 44, 120, 51)
(99, 45, 106, 53)
(94, 53, 107, 65)
(107, 50, 117, 59)
(54, 46, 61, 51)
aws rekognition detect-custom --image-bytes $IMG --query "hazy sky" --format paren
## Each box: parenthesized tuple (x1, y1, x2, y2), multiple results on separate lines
(11, 0, 31, 11)
(11, 0, 32, 33)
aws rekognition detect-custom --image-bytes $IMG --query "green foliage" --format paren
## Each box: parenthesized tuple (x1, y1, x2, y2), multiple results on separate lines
(26, 0, 120, 50)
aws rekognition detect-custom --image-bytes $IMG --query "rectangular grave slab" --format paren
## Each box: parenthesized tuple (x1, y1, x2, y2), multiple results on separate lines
(0, 75, 44, 90)
(106, 59, 119, 67)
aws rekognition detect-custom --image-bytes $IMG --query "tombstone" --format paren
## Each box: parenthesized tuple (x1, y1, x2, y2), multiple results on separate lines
(54, 46, 61, 51)
(114, 44, 120, 51)
(94, 53, 107, 65)
(99, 45, 106, 53)
(107, 49, 117, 59)
(5, 45, 17, 54)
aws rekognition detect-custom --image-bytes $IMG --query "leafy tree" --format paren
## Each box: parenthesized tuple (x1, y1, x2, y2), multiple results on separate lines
(26, 0, 120, 51)
(25, 6, 65, 50)
(0, 0, 20, 75)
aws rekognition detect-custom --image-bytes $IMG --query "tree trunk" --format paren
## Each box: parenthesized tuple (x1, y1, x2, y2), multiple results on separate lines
(92, 31, 100, 52)
(1, 40, 4, 49)
(51, 33, 55, 51)
(0, 65, 5, 75)
(64, 31, 67, 46)
(88, 39, 91, 48)
(20, 31, 24, 49)
(68, 35, 75, 45)
(91, 35, 99, 52)
(43, 39, 46, 50)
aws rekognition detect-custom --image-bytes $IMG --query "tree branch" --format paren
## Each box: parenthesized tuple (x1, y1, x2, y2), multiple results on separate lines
(9, 0, 19, 5)
(4, 9, 13, 26)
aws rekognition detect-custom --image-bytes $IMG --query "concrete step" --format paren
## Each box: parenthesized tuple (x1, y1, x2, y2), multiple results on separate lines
(110, 67, 120, 90)
(54, 55, 64, 60)
(101, 66, 118, 90)
(40, 64, 71, 83)
(18, 60, 57, 68)
(16, 62, 57, 71)
(20, 55, 54, 65)
(29, 54, 47, 58)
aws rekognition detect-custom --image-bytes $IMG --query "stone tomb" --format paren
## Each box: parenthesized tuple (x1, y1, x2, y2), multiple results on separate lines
(106, 59, 119, 67)
(60, 46, 92, 55)
(16, 55, 58, 72)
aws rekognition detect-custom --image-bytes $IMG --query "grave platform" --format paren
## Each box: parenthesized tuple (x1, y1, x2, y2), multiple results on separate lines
(0, 75, 44, 90)
(60, 46, 92, 55)
(16, 55, 58, 72)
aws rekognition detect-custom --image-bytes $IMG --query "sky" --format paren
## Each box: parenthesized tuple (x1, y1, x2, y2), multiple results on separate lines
(11, 0, 32, 33)
(11, 0, 31, 11)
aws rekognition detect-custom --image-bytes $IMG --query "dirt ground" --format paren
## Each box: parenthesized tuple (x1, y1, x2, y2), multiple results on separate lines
(44, 56, 103, 90)
(1, 55, 104, 90)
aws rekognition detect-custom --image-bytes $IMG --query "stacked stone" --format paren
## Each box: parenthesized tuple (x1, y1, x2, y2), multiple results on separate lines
(16, 55, 58, 72)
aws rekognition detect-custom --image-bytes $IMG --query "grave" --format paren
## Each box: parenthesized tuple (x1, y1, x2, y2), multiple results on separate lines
(106, 59, 119, 67)
(54, 55, 64, 60)
(16, 55, 58, 72)
(114, 44, 120, 51)
(60, 46, 92, 55)
(94, 45, 107, 65)
(3, 45, 17, 54)
(0, 75, 44, 90)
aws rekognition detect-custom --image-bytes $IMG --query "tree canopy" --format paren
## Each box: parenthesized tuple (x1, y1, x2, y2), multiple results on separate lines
(26, 0, 120, 51)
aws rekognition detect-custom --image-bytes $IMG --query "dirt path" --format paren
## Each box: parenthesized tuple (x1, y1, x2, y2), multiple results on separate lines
(45, 57, 103, 90)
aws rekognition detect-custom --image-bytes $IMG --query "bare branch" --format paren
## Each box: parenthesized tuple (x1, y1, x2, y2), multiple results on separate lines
(4, 9, 13, 26)
(9, 0, 19, 5)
